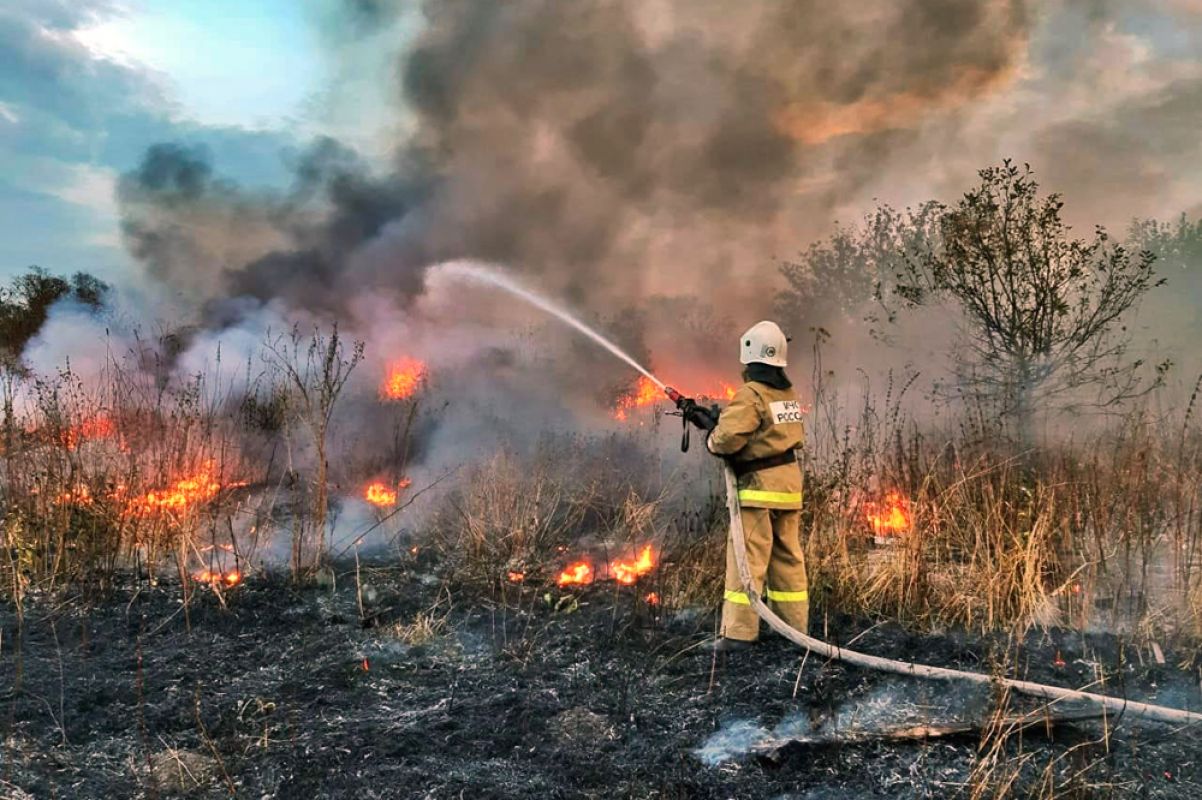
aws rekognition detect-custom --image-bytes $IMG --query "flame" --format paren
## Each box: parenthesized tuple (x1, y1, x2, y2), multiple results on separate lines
(364, 478, 412, 507)
(610, 544, 655, 585)
(364, 481, 398, 506)
(194, 569, 242, 587)
(55, 485, 94, 506)
(865, 490, 912, 536)
(127, 464, 238, 516)
(554, 545, 658, 587)
(645, 592, 660, 606)
(612, 377, 737, 421)
(58, 414, 118, 449)
(613, 376, 663, 421)
(705, 383, 736, 401)
(556, 561, 594, 586)
(507, 571, 526, 583)
(380, 358, 427, 401)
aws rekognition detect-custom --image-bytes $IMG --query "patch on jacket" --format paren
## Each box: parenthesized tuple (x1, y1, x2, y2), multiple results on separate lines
(768, 400, 804, 424)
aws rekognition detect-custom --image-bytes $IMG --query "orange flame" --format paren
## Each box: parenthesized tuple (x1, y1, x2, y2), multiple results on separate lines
(364, 478, 412, 507)
(364, 481, 397, 506)
(55, 485, 95, 506)
(507, 571, 526, 583)
(612, 377, 736, 421)
(865, 490, 912, 536)
(60, 414, 117, 449)
(556, 561, 594, 586)
(645, 592, 660, 606)
(708, 383, 736, 401)
(613, 376, 663, 421)
(610, 544, 655, 585)
(380, 358, 427, 401)
(127, 464, 237, 516)
(194, 569, 242, 587)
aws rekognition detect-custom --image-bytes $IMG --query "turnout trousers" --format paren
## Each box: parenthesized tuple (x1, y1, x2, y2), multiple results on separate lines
(721, 507, 809, 641)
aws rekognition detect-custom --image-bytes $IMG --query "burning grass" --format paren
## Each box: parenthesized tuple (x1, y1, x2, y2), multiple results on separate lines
(6, 321, 1202, 675)
(363, 478, 411, 508)
(5, 341, 1202, 799)
(379, 357, 427, 401)
(612, 375, 736, 421)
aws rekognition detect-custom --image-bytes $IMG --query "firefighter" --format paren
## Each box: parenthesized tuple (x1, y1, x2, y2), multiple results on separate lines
(679, 320, 807, 652)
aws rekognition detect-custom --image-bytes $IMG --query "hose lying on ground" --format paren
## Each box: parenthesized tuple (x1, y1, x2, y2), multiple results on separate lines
(721, 463, 1202, 726)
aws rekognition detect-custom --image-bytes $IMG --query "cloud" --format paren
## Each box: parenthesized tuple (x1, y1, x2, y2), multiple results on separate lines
(0, 1, 303, 280)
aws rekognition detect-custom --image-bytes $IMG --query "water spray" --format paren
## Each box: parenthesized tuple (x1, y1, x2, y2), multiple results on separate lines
(438, 261, 668, 391)
(435, 261, 712, 448)
(436, 259, 1202, 726)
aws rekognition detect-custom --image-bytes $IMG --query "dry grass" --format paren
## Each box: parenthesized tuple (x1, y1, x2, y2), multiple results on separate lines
(0, 338, 313, 615)
(390, 607, 450, 645)
(5, 334, 1202, 659)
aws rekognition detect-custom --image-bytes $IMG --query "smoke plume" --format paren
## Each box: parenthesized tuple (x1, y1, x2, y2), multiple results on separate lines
(117, 0, 1033, 353)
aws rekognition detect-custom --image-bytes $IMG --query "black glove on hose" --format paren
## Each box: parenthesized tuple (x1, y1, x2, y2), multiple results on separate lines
(676, 397, 719, 431)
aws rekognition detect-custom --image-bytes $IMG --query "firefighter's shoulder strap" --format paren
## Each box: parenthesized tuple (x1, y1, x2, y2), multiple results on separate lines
(731, 450, 796, 477)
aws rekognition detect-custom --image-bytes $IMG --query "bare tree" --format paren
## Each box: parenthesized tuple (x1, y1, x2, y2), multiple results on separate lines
(265, 323, 363, 577)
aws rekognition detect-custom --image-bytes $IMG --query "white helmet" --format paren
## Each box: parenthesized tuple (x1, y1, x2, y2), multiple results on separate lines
(740, 320, 788, 367)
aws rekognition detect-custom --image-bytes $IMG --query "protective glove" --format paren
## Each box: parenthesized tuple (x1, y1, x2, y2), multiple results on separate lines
(676, 396, 719, 431)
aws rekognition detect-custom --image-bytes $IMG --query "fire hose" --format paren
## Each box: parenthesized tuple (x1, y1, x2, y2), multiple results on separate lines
(432, 263, 1201, 726)
(434, 266, 1201, 726)
(665, 387, 1202, 726)
(719, 462, 1202, 726)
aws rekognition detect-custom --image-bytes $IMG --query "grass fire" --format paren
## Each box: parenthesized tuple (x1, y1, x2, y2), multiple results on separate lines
(380, 357, 428, 401)
(6, 3, 1202, 798)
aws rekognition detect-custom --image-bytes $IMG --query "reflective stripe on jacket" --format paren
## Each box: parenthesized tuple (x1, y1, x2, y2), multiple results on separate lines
(706, 380, 804, 509)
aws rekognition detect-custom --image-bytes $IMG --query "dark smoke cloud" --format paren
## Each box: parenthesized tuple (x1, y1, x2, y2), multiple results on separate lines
(118, 139, 434, 318)
(118, 0, 1032, 351)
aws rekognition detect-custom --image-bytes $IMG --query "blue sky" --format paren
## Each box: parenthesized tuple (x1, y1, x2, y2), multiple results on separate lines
(0, 0, 407, 282)
(76, 0, 321, 129)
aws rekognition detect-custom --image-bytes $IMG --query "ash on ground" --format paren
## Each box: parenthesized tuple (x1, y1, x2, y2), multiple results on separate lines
(2, 564, 1199, 799)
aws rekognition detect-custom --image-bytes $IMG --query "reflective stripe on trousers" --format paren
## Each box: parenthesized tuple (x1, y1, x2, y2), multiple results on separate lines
(721, 507, 809, 640)
(737, 489, 802, 506)
(725, 588, 809, 605)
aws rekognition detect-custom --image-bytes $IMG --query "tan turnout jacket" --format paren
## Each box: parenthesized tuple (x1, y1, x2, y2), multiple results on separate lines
(706, 381, 804, 509)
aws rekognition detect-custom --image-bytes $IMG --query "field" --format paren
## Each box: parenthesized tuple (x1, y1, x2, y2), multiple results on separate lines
(1, 346, 1201, 799)
(4, 563, 1200, 799)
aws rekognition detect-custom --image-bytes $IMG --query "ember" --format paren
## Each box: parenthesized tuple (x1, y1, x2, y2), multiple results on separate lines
(865, 490, 912, 538)
(55, 485, 94, 506)
(610, 544, 655, 585)
(380, 357, 427, 400)
(557, 561, 594, 586)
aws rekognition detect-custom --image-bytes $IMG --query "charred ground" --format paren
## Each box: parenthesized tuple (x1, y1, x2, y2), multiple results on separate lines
(2, 561, 1199, 799)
